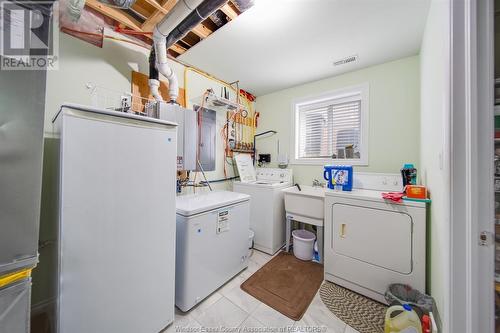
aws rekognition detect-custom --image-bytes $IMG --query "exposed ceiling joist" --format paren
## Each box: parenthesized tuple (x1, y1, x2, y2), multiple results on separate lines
(169, 43, 187, 55)
(220, 3, 238, 20)
(141, 0, 178, 32)
(131, 2, 152, 19)
(191, 23, 212, 39)
(142, 0, 169, 14)
(86, 0, 143, 31)
(83, 0, 244, 57)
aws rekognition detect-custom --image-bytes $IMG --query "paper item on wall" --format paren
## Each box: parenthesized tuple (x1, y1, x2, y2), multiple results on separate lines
(234, 154, 256, 183)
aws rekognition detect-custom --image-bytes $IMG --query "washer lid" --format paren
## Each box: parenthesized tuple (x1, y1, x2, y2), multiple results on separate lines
(176, 191, 250, 216)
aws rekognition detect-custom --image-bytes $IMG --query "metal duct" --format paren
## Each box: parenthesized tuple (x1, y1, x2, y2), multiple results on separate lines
(232, 0, 253, 13)
(149, 0, 227, 102)
(165, 0, 227, 48)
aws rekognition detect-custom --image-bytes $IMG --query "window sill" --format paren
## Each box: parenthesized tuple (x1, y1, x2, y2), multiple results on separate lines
(289, 158, 368, 166)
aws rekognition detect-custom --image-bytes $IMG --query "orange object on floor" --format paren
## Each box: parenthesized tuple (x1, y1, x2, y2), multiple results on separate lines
(406, 185, 427, 199)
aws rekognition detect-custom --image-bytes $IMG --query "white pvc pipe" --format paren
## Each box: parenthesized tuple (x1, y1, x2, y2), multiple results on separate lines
(152, 28, 178, 101)
(148, 79, 162, 101)
(151, 0, 204, 102)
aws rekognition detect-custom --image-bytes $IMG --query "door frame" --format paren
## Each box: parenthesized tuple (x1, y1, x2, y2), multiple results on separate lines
(450, 0, 495, 332)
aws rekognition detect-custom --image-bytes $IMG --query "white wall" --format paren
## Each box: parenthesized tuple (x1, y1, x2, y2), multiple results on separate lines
(419, 0, 450, 328)
(255, 56, 421, 185)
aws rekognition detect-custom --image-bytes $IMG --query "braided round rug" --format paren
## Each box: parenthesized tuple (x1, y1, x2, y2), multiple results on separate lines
(319, 281, 387, 333)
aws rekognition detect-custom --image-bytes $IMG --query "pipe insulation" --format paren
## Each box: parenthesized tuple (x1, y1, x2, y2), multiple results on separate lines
(149, 0, 228, 102)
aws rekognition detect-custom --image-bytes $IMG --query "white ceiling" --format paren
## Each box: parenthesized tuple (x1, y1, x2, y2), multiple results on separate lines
(179, 0, 430, 96)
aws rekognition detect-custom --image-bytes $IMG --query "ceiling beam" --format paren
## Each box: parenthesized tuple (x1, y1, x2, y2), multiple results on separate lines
(191, 23, 212, 39)
(86, 0, 144, 31)
(141, 0, 177, 32)
(169, 43, 187, 55)
(142, 0, 169, 14)
(131, 2, 152, 20)
(220, 3, 237, 20)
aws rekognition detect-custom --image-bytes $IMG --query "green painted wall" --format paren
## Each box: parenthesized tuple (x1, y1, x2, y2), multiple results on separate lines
(419, 0, 451, 325)
(255, 55, 421, 186)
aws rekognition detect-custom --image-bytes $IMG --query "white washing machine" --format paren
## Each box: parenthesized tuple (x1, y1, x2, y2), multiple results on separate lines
(324, 189, 426, 304)
(175, 191, 250, 312)
(232, 160, 293, 255)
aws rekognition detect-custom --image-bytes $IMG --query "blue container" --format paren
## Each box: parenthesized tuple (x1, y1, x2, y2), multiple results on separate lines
(323, 165, 353, 191)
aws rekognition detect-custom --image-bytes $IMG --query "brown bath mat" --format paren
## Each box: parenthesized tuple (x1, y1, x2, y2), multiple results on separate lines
(319, 281, 387, 333)
(241, 251, 323, 320)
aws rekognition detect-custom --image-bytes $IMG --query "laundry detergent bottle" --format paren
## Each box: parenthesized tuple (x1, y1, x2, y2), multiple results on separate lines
(384, 304, 422, 333)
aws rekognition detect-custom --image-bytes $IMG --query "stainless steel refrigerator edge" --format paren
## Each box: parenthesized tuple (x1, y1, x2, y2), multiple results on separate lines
(0, 61, 46, 331)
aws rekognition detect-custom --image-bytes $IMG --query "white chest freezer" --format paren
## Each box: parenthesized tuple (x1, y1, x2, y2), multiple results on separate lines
(175, 191, 251, 312)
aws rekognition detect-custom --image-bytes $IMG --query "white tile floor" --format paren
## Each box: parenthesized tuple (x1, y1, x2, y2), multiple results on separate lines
(165, 250, 359, 333)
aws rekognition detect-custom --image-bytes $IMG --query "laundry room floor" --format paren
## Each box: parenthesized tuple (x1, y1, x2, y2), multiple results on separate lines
(166, 250, 359, 333)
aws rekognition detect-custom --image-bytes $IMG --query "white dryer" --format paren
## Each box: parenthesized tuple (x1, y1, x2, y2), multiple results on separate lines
(233, 167, 293, 255)
(324, 189, 426, 304)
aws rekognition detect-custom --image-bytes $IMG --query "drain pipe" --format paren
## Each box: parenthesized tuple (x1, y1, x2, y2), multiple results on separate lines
(148, 0, 231, 102)
(149, 0, 254, 102)
(148, 48, 163, 101)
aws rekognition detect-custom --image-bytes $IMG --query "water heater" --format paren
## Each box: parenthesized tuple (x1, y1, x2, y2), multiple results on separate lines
(156, 102, 197, 170)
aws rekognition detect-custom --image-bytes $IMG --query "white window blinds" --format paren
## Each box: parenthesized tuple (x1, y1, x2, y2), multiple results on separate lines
(297, 97, 362, 159)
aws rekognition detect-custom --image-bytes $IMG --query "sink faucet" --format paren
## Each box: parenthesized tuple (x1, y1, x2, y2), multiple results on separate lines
(312, 179, 325, 188)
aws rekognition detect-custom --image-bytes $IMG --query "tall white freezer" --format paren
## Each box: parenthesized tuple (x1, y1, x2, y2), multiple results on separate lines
(175, 191, 250, 311)
(52, 104, 177, 333)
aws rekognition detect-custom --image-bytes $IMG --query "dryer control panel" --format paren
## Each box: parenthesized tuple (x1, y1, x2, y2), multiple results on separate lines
(256, 168, 293, 184)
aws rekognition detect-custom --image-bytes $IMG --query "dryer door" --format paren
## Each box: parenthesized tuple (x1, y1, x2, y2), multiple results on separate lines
(331, 203, 413, 274)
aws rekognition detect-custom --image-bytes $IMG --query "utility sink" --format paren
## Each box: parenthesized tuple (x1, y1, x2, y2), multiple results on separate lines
(283, 185, 326, 222)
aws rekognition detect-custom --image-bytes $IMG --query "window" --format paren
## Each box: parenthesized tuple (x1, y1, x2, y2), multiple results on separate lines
(291, 84, 369, 165)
